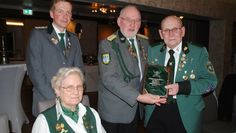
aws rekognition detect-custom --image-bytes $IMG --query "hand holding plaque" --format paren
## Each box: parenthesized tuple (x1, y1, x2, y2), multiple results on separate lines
(142, 64, 171, 97)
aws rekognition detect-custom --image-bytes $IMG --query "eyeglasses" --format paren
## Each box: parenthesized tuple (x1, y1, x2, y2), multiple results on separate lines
(120, 17, 141, 23)
(161, 27, 182, 35)
(61, 85, 84, 93)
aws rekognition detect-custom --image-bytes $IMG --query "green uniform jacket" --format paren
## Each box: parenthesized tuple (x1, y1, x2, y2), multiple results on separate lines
(144, 42, 217, 133)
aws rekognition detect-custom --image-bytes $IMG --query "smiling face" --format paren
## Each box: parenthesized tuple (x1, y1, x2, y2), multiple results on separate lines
(159, 16, 185, 49)
(50, 1, 72, 32)
(55, 73, 84, 110)
(117, 6, 141, 38)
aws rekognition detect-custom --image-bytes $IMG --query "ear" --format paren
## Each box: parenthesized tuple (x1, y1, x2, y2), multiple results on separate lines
(158, 29, 164, 39)
(54, 87, 61, 97)
(117, 17, 121, 27)
(49, 10, 54, 19)
(181, 26, 185, 37)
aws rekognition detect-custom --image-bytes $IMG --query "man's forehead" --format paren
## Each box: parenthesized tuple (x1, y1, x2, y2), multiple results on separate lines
(162, 18, 182, 28)
(121, 7, 140, 17)
(54, 1, 72, 8)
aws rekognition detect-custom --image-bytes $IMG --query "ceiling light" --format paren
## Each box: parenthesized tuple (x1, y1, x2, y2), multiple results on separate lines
(100, 7, 107, 14)
(6, 21, 24, 26)
(91, 2, 116, 14)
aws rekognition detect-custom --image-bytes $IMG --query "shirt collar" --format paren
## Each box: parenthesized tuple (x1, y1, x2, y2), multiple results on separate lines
(167, 41, 182, 55)
(127, 36, 137, 40)
(52, 23, 66, 35)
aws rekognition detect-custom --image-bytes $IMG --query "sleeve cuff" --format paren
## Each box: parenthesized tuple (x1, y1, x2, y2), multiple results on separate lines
(177, 81, 191, 95)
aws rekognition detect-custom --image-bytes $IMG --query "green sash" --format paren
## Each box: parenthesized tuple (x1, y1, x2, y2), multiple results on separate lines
(111, 41, 139, 83)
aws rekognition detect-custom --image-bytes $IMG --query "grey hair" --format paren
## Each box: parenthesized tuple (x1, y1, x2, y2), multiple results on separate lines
(160, 15, 183, 29)
(119, 5, 140, 18)
(51, 67, 84, 90)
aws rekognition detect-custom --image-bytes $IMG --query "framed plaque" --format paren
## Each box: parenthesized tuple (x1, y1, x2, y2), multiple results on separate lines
(142, 64, 171, 97)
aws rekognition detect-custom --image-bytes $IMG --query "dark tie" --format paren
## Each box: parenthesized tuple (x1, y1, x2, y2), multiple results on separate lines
(129, 38, 140, 66)
(167, 49, 175, 103)
(167, 49, 175, 84)
(58, 33, 65, 50)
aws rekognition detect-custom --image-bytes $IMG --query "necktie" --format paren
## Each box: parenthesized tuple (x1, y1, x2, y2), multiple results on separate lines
(167, 49, 175, 84)
(167, 49, 175, 103)
(129, 39, 136, 54)
(58, 33, 65, 50)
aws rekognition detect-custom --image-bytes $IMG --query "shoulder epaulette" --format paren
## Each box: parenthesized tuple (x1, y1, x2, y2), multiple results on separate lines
(34, 26, 47, 29)
(107, 34, 117, 41)
(137, 34, 148, 40)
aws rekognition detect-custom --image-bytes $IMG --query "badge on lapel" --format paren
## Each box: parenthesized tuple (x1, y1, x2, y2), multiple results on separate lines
(102, 53, 110, 65)
(51, 37, 58, 45)
(206, 61, 215, 73)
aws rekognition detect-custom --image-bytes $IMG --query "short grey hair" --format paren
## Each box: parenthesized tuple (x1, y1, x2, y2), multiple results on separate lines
(160, 15, 183, 29)
(50, 0, 72, 11)
(51, 67, 85, 90)
(119, 5, 140, 18)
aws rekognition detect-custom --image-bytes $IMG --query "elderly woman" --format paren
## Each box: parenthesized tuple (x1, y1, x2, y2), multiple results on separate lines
(32, 67, 106, 133)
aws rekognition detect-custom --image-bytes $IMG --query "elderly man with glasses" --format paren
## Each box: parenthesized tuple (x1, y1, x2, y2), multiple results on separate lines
(145, 15, 217, 133)
(97, 5, 166, 133)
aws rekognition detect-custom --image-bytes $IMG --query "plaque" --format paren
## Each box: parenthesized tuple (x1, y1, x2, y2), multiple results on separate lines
(142, 64, 171, 97)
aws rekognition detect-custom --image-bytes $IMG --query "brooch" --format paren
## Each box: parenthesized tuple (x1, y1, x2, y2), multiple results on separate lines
(206, 61, 215, 73)
(51, 37, 58, 45)
(151, 58, 158, 64)
(190, 70, 196, 79)
(140, 45, 147, 60)
(66, 38, 71, 49)
(178, 53, 187, 71)
(128, 45, 137, 58)
(55, 123, 68, 133)
(182, 70, 196, 80)
(182, 70, 188, 80)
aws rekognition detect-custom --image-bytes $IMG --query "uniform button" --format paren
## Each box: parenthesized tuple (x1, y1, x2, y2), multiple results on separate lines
(63, 62, 66, 65)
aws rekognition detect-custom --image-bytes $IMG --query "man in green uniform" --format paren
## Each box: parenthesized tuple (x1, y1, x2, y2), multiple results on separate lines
(145, 15, 217, 133)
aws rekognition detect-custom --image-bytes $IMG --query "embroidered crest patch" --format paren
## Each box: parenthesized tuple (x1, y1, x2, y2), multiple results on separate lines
(206, 61, 215, 73)
(102, 53, 110, 65)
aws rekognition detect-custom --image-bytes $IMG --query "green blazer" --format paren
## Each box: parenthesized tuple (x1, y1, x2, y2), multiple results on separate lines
(144, 42, 217, 133)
